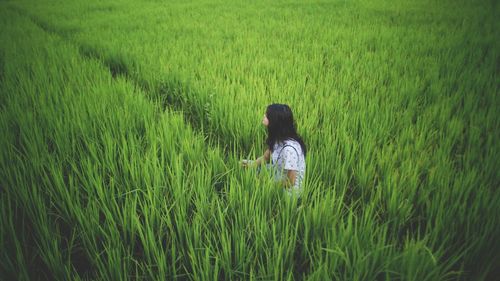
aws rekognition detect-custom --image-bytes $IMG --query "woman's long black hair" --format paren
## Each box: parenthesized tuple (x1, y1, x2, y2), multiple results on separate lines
(265, 104, 307, 156)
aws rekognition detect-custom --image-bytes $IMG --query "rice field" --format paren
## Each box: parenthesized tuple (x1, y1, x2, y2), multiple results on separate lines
(0, 0, 499, 280)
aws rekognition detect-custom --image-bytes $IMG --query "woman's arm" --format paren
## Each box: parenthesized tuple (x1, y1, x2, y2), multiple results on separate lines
(283, 169, 297, 188)
(253, 149, 270, 166)
(242, 149, 270, 168)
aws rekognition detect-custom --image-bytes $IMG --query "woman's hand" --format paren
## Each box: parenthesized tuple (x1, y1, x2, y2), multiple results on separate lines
(240, 159, 255, 168)
(241, 149, 270, 168)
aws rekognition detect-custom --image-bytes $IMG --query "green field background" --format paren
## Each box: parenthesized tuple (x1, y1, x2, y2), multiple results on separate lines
(0, 0, 499, 280)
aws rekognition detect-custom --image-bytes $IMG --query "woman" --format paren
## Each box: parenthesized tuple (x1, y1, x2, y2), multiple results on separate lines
(242, 104, 307, 195)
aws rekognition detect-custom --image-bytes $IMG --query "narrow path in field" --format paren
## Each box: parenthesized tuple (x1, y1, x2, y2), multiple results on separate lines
(8, 5, 233, 157)
(6, 5, 243, 195)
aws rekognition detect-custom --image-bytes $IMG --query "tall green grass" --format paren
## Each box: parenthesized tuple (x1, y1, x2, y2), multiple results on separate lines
(1, 0, 499, 280)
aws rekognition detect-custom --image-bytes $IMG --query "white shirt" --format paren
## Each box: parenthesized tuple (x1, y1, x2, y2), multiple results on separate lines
(271, 139, 306, 194)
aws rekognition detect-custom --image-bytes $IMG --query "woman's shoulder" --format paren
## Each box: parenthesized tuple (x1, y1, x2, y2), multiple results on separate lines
(284, 138, 299, 146)
(275, 139, 301, 150)
(284, 139, 302, 152)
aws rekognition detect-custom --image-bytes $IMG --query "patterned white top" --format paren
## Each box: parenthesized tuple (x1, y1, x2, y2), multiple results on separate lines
(271, 139, 306, 194)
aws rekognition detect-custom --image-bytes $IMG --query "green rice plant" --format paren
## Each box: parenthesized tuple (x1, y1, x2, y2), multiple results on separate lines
(1, 0, 499, 280)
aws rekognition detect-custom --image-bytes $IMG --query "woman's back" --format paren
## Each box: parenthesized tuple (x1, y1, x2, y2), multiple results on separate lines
(271, 138, 306, 194)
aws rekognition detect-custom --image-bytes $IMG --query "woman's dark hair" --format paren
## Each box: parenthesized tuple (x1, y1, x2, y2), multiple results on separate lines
(265, 104, 307, 156)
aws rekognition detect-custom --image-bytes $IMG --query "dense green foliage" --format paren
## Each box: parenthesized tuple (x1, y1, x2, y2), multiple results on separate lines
(1, 0, 499, 280)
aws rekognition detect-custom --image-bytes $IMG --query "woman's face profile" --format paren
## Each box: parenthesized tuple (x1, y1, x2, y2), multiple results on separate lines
(262, 113, 269, 127)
